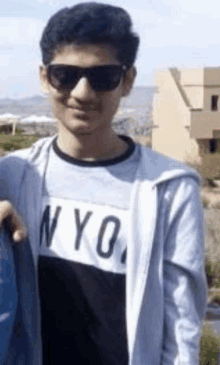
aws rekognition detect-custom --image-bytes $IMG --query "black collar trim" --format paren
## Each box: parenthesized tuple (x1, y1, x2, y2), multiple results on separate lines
(52, 135, 135, 167)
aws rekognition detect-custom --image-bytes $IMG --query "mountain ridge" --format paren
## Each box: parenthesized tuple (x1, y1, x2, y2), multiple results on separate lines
(0, 87, 156, 117)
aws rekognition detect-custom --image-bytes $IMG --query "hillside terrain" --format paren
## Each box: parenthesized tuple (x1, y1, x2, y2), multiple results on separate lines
(0, 86, 156, 119)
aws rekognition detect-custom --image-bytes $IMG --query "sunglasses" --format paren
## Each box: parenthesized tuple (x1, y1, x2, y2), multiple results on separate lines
(46, 64, 127, 92)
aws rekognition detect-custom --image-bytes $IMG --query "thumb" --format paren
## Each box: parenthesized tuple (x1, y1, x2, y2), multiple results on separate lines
(0, 201, 27, 242)
(13, 229, 27, 243)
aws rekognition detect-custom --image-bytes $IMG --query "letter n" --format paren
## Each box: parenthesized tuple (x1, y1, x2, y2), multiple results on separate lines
(40, 205, 62, 247)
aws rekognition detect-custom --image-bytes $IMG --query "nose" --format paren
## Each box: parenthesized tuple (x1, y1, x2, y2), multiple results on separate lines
(69, 76, 97, 102)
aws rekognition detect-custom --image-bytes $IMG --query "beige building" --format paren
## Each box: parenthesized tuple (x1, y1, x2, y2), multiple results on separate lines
(152, 67, 220, 163)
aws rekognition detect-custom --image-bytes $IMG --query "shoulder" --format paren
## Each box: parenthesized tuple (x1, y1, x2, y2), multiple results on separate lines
(0, 136, 55, 167)
(138, 145, 202, 186)
(0, 136, 55, 200)
(139, 145, 194, 172)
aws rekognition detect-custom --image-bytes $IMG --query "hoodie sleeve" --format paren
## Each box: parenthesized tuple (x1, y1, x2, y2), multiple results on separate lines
(161, 176, 207, 365)
(0, 137, 53, 204)
(0, 150, 30, 204)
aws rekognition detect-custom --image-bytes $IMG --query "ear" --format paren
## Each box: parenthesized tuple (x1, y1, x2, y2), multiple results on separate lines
(121, 67, 137, 97)
(39, 66, 50, 94)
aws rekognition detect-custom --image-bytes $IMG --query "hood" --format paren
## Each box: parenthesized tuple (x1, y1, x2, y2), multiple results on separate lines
(139, 146, 203, 188)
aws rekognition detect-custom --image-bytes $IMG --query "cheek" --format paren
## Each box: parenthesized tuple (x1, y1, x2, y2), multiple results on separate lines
(101, 92, 122, 114)
(49, 95, 67, 112)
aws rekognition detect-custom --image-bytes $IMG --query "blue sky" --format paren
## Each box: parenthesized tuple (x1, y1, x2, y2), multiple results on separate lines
(1, 0, 220, 98)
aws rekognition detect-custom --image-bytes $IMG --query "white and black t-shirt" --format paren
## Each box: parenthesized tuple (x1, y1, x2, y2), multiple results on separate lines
(38, 135, 141, 364)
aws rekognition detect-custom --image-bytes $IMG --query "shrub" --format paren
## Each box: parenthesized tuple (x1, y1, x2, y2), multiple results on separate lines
(200, 154, 220, 180)
(210, 292, 220, 306)
(132, 135, 151, 148)
(205, 257, 220, 288)
(204, 209, 220, 288)
(186, 162, 218, 188)
(200, 324, 220, 365)
(0, 135, 40, 151)
(206, 179, 219, 188)
(0, 125, 24, 135)
(205, 253, 220, 289)
(202, 196, 209, 208)
(213, 202, 220, 210)
(1, 141, 18, 151)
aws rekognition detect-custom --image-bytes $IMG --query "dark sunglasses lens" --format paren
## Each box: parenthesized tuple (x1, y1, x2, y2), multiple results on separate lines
(48, 66, 78, 90)
(89, 67, 124, 92)
(47, 65, 124, 92)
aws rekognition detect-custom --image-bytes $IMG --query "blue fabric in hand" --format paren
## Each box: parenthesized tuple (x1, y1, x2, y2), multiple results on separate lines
(0, 229, 18, 363)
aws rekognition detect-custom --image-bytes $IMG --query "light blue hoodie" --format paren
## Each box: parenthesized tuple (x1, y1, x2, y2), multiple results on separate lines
(0, 136, 207, 365)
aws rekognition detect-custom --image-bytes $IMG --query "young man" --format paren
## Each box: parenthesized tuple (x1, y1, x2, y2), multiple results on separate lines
(0, 2, 207, 364)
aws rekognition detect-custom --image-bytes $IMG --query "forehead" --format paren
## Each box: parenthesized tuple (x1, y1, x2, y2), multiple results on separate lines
(51, 43, 120, 67)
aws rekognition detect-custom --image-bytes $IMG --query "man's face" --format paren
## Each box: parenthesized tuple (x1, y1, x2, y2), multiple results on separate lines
(40, 43, 136, 137)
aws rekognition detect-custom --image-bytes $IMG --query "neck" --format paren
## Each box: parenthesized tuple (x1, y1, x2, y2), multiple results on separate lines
(57, 127, 128, 161)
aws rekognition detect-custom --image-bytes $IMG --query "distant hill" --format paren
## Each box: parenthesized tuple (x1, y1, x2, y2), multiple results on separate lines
(121, 86, 157, 108)
(0, 95, 52, 117)
(0, 87, 157, 118)
(0, 95, 47, 106)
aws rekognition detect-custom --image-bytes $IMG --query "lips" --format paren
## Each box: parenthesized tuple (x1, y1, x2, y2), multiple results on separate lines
(74, 107, 94, 112)
(66, 103, 97, 111)
(70, 108, 93, 120)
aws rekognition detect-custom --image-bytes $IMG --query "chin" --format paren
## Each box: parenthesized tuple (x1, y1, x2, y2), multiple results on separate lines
(64, 119, 99, 136)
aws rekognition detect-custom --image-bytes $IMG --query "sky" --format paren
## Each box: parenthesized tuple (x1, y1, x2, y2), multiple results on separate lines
(1, 0, 220, 98)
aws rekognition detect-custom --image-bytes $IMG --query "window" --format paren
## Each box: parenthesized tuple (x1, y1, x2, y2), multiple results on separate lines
(211, 95, 218, 111)
(210, 139, 217, 153)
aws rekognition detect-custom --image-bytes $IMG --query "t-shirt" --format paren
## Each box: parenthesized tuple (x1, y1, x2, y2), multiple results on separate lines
(38, 135, 141, 365)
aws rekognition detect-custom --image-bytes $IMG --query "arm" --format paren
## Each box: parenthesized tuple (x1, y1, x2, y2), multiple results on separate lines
(161, 177, 207, 365)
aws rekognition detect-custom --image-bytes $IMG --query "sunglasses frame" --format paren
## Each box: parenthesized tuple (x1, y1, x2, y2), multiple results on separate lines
(46, 64, 127, 92)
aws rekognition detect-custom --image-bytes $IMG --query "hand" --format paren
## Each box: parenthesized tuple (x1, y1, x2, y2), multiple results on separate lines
(0, 201, 27, 242)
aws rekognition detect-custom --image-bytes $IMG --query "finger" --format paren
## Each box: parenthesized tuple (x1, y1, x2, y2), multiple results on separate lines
(0, 201, 14, 225)
(0, 201, 27, 242)
(8, 208, 27, 242)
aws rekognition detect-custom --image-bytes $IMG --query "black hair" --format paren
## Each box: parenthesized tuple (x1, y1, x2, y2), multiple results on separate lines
(40, 2, 140, 67)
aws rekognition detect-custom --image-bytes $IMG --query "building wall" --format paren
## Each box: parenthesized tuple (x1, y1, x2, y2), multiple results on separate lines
(203, 87, 220, 111)
(197, 139, 220, 155)
(204, 68, 220, 86)
(213, 139, 220, 153)
(152, 69, 200, 163)
(191, 111, 220, 138)
(180, 69, 204, 109)
(181, 69, 204, 85)
(183, 86, 203, 109)
(191, 68, 220, 139)
(213, 130, 220, 138)
(153, 67, 220, 163)
(197, 139, 211, 155)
